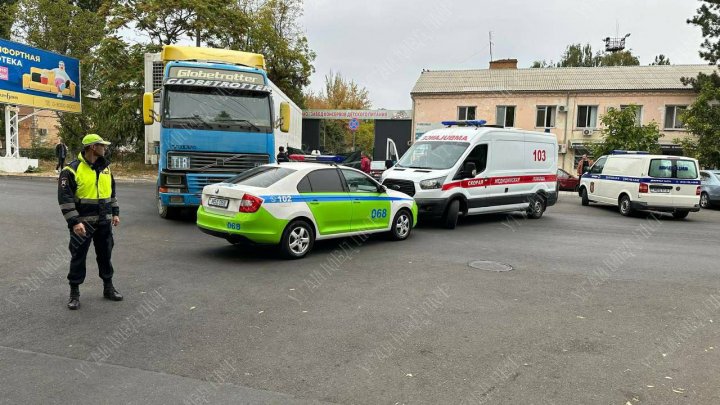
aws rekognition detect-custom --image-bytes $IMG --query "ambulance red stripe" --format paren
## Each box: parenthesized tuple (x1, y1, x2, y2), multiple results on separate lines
(441, 174, 558, 191)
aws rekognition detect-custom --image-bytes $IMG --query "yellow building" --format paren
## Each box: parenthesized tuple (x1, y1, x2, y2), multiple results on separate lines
(411, 60, 716, 173)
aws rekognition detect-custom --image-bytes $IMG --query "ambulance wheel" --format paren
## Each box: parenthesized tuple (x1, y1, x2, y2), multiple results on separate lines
(672, 210, 690, 220)
(580, 187, 590, 206)
(618, 195, 634, 217)
(526, 194, 546, 219)
(389, 209, 413, 241)
(280, 220, 314, 259)
(442, 200, 460, 229)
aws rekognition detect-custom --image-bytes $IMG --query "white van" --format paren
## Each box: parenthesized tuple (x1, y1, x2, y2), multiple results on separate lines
(578, 151, 701, 219)
(381, 121, 558, 228)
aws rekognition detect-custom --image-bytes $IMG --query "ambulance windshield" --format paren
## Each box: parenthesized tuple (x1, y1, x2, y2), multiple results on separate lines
(396, 141, 469, 170)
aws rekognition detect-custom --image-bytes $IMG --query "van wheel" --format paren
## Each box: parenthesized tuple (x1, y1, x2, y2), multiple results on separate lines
(672, 210, 690, 220)
(700, 192, 710, 209)
(618, 195, 634, 217)
(442, 199, 460, 229)
(280, 220, 314, 259)
(526, 194, 546, 219)
(580, 187, 590, 206)
(389, 209, 413, 241)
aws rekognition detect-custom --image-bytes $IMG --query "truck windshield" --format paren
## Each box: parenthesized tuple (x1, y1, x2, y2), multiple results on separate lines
(163, 85, 272, 132)
(396, 141, 469, 170)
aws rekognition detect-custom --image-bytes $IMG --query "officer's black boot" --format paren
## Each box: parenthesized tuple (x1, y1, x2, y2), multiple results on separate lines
(67, 284, 80, 310)
(103, 281, 123, 301)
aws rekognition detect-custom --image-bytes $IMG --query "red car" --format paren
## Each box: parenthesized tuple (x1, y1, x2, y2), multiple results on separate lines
(557, 168, 579, 191)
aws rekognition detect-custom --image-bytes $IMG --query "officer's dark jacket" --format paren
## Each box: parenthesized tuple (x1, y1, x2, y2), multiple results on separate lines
(58, 153, 119, 227)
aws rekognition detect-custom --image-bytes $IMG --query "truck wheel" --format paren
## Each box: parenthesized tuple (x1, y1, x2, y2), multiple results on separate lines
(442, 200, 460, 229)
(526, 194, 546, 219)
(672, 210, 690, 220)
(700, 192, 710, 209)
(580, 187, 590, 206)
(389, 209, 413, 241)
(618, 195, 634, 217)
(157, 192, 179, 219)
(280, 220, 314, 259)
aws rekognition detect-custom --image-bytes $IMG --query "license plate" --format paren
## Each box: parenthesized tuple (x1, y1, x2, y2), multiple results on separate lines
(207, 197, 229, 208)
(650, 188, 671, 194)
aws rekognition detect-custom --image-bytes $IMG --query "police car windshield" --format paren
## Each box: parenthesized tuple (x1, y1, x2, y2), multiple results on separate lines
(163, 85, 272, 132)
(225, 166, 296, 188)
(396, 141, 469, 170)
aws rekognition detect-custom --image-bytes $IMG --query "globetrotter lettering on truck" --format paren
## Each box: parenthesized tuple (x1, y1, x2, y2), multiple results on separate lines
(164, 78, 270, 92)
(421, 134, 469, 141)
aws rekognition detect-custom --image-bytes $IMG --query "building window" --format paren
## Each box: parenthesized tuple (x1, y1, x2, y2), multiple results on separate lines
(496, 106, 516, 127)
(620, 105, 643, 126)
(536, 106, 556, 128)
(458, 106, 476, 121)
(664, 106, 687, 129)
(577, 105, 598, 128)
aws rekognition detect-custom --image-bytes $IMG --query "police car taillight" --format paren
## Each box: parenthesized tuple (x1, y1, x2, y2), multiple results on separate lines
(697, 186, 702, 196)
(239, 194, 263, 213)
(639, 183, 649, 193)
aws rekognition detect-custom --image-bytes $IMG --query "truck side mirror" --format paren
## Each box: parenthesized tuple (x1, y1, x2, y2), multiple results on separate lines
(279, 102, 290, 133)
(463, 162, 477, 179)
(143, 92, 155, 125)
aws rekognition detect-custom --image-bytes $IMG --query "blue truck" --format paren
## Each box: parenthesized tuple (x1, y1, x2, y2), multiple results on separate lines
(142, 45, 301, 218)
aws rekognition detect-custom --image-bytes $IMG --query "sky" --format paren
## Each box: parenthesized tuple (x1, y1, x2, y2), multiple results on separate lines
(302, 0, 707, 110)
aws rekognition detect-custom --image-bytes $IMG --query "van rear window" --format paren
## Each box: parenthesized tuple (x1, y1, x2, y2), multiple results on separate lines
(648, 159, 697, 179)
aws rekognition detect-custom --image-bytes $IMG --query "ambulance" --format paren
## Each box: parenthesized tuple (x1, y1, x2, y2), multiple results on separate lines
(578, 151, 701, 218)
(381, 120, 558, 228)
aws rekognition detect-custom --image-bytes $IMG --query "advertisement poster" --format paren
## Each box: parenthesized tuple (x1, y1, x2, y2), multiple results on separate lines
(0, 38, 81, 113)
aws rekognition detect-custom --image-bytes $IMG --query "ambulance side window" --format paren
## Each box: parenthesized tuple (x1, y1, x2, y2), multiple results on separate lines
(590, 157, 607, 174)
(465, 144, 488, 173)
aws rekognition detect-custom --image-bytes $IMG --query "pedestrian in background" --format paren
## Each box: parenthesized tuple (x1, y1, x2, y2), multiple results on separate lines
(58, 134, 122, 310)
(55, 140, 68, 173)
(577, 154, 594, 178)
(277, 146, 289, 163)
(360, 152, 371, 174)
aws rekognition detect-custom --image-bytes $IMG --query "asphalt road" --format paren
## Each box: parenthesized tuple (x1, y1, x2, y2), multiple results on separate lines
(1, 177, 720, 405)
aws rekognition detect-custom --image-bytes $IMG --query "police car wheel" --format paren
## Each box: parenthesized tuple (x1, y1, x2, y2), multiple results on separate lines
(526, 195, 546, 219)
(700, 192, 710, 209)
(281, 220, 314, 259)
(618, 195, 634, 217)
(442, 200, 460, 229)
(390, 209, 412, 241)
(580, 187, 590, 206)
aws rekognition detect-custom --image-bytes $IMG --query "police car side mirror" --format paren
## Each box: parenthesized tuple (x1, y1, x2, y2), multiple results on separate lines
(463, 162, 477, 179)
(378, 185, 387, 193)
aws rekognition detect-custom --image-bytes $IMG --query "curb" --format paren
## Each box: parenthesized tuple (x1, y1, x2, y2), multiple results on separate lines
(0, 173, 156, 184)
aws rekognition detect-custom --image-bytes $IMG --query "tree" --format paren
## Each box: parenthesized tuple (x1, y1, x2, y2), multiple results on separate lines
(651, 54, 671, 65)
(557, 43, 596, 67)
(682, 0, 720, 168)
(0, 0, 18, 39)
(597, 50, 640, 66)
(678, 73, 720, 168)
(534, 43, 641, 68)
(688, 0, 720, 64)
(589, 105, 663, 156)
(305, 71, 372, 153)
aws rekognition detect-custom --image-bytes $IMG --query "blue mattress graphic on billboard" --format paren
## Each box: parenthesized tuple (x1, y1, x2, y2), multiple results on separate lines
(0, 38, 81, 113)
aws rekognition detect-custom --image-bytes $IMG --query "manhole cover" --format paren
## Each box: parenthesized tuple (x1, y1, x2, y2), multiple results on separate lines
(468, 260, 513, 272)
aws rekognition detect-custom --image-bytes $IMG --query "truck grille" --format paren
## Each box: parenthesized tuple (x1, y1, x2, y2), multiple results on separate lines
(382, 179, 416, 197)
(186, 173, 235, 194)
(168, 152, 269, 172)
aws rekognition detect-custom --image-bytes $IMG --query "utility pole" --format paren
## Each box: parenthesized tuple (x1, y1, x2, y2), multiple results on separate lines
(489, 31, 494, 62)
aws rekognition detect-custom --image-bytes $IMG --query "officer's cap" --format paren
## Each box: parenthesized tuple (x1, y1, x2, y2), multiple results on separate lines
(82, 134, 111, 146)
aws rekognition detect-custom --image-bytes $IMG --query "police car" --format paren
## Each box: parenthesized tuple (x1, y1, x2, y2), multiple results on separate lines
(196, 163, 418, 258)
(578, 151, 701, 218)
(381, 120, 558, 228)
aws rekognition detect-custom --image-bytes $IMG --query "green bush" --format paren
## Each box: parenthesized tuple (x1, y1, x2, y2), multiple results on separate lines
(21, 147, 58, 160)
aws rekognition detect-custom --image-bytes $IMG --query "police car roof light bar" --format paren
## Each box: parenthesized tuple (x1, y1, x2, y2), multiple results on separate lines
(611, 150, 649, 155)
(441, 120, 488, 127)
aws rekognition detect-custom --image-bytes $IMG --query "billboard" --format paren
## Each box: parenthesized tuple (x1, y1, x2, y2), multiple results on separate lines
(0, 39, 81, 113)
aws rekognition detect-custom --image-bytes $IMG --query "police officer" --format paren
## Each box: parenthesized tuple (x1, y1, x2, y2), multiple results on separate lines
(276, 146, 289, 163)
(58, 134, 122, 310)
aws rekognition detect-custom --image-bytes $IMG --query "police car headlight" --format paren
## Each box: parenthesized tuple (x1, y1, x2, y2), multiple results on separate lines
(420, 177, 445, 190)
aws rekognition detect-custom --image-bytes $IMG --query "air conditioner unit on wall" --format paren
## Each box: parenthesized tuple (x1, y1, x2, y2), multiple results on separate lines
(557, 105, 568, 113)
(582, 129, 593, 136)
(558, 144, 568, 154)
